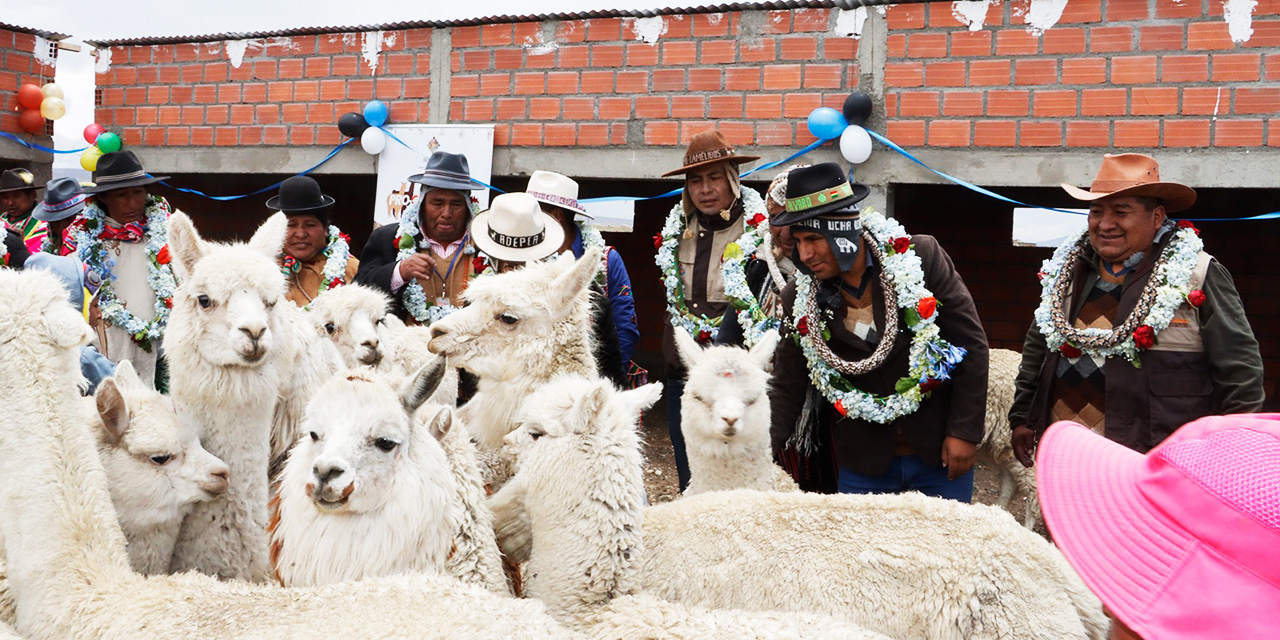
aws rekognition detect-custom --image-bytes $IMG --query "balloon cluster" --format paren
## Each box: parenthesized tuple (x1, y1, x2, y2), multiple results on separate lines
(805, 91, 875, 165)
(16, 83, 67, 134)
(337, 100, 390, 155)
(79, 123, 122, 171)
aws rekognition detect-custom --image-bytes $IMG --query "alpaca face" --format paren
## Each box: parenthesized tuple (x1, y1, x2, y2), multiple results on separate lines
(675, 328, 779, 446)
(505, 375, 665, 467)
(310, 285, 388, 368)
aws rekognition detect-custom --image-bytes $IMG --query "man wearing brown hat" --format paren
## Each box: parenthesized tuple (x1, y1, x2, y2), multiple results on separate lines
(1010, 153, 1263, 466)
(658, 130, 768, 491)
(0, 168, 47, 255)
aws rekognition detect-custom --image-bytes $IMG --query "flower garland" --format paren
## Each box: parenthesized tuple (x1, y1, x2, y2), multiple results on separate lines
(655, 188, 768, 343)
(0, 225, 9, 267)
(281, 225, 351, 308)
(1034, 221, 1204, 366)
(721, 192, 777, 347)
(72, 196, 177, 352)
(791, 208, 967, 424)
(396, 193, 481, 324)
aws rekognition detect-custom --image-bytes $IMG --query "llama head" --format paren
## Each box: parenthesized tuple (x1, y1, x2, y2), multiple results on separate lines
(308, 284, 390, 368)
(427, 248, 601, 379)
(504, 375, 662, 469)
(165, 211, 288, 366)
(289, 359, 449, 513)
(675, 327, 779, 444)
(94, 360, 230, 527)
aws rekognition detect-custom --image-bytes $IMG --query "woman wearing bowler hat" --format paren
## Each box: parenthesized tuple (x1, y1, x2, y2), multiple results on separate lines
(268, 176, 358, 307)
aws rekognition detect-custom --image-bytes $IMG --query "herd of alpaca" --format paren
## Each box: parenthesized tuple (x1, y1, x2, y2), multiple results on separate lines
(0, 211, 1088, 639)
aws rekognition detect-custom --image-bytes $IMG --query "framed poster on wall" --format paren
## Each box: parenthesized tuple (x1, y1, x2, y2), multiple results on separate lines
(373, 124, 495, 227)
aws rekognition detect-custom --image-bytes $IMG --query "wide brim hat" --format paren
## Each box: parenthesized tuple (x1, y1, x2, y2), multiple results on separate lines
(265, 175, 335, 215)
(23, 253, 86, 309)
(33, 177, 89, 222)
(82, 150, 167, 194)
(770, 162, 870, 227)
(0, 168, 43, 194)
(408, 150, 476, 191)
(1061, 153, 1196, 213)
(1037, 417, 1280, 639)
(525, 170, 589, 217)
(661, 130, 760, 177)
(471, 192, 565, 263)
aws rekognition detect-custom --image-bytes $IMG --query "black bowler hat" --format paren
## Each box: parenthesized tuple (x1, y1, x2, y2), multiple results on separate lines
(266, 176, 335, 218)
(408, 151, 476, 191)
(0, 168, 42, 194)
(770, 162, 870, 227)
(83, 151, 167, 194)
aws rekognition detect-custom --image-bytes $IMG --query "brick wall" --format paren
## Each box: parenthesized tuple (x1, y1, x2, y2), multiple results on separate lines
(1, 27, 56, 138)
(883, 0, 1280, 148)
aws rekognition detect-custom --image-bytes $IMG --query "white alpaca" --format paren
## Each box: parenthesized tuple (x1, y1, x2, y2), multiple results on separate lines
(429, 249, 599, 453)
(270, 364, 461, 588)
(0, 268, 577, 640)
(492, 375, 891, 640)
(91, 361, 229, 575)
(673, 327, 797, 495)
(269, 301, 345, 477)
(164, 212, 290, 581)
(437, 421, 511, 594)
(978, 348, 1040, 529)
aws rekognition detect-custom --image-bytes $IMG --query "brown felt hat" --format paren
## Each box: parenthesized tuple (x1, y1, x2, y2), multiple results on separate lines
(1061, 153, 1196, 213)
(661, 130, 759, 177)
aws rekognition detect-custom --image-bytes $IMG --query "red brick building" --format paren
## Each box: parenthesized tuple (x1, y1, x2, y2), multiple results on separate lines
(1, 22, 61, 175)
(85, 1, 1280, 402)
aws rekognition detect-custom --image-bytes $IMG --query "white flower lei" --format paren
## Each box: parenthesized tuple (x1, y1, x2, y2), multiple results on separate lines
(657, 188, 767, 342)
(396, 193, 481, 324)
(74, 197, 178, 352)
(1033, 223, 1203, 365)
(0, 225, 9, 267)
(792, 208, 966, 424)
(720, 189, 778, 347)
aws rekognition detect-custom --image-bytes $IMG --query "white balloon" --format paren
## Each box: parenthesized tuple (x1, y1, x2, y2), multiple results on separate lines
(360, 126, 386, 155)
(839, 125, 873, 165)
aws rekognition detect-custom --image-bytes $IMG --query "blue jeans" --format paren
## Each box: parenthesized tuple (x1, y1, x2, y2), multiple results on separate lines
(665, 378, 691, 492)
(838, 455, 974, 503)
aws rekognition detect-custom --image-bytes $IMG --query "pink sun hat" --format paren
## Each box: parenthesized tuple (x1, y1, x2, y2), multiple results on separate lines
(1036, 415, 1280, 640)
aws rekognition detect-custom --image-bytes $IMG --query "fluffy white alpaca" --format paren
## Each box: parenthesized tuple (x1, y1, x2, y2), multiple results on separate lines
(437, 422, 511, 594)
(270, 363, 461, 587)
(269, 301, 345, 477)
(673, 327, 797, 495)
(164, 212, 290, 581)
(492, 375, 892, 640)
(978, 348, 1040, 529)
(91, 361, 229, 575)
(0, 268, 576, 640)
(429, 249, 599, 455)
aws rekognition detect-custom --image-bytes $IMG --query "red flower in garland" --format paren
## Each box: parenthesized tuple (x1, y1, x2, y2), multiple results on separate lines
(156, 244, 171, 265)
(162, 297, 173, 309)
(796, 316, 810, 336)
(1133, 325, 1157, 350)
(329, 278, 344, 289)
(1187, 289, 1206, 308)
(338, 232, 351, 244)
(916, 296, 937, 319)
(834, 400, 847, 417)
(1037, 270, 1047, 282)
(653, 234, 663, 250)
(1176, 220, 1199, 235)
(696, 329, 712, 343)
(749, 213, 766, 227)
(1058, 343, 1082, 358)
(919, 378, 943, 393)
(471, 256, 487, 273)
(891, 237, 911, 254)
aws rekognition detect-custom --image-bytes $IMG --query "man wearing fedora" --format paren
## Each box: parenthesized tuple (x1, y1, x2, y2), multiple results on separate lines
(270, 176, 359, 307)
(770, 163, 988, 500)
(658, 130, 767, 492)
(357, 150, 478, 323)
(66, 150, 177, 390)
(526, 170, 638, 380)
(1010, 153, 1263, 466)
(0, 168, 47, 255)
(32, 177, 89, 256)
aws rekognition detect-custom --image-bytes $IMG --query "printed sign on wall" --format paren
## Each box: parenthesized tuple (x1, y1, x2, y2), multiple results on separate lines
(373, 124, 495, 227)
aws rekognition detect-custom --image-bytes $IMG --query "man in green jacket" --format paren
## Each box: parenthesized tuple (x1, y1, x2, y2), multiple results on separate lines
(1010, 153, 1264, 465)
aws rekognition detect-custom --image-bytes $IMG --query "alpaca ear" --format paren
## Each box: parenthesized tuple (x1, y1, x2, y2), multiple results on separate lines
(166, 211, 206, 282)
(381, 313, 405, 331)
(249, 212, 287, 259)
(426, 406, 453, 442)
(111, 360, 142, 390)
(621, 381, 664, 416)
(576, 382, 610, 428)
(95, 377, 129, 443)
(748, 329, 781, 372)
(550, 247, 601, 312)
(673, 326, 703, 368)
(400, 357, 446, 415)
(43, 302, 92, 349)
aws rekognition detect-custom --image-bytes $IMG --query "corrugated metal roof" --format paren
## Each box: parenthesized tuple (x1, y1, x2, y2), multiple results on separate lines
(84, 0, 913, 47)
(0, 21, 70, 40)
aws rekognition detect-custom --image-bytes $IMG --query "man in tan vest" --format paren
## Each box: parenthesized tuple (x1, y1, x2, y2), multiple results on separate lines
(270, 176, 358, 307)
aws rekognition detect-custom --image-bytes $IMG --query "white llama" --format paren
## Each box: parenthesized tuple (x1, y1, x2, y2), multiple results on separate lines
(978, 348, 1040, 529)
(165, 211, 290, 581)
(436, 422, 511, 594)
(269, 301, 346, 477)
(270, 363, 461, 587)
(672, 326, 797, 495)
(0, 268, 577, 640)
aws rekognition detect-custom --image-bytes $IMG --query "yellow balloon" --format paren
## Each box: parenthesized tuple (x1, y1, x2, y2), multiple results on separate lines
(41, 83, 64, 99)
(80, 146, 103, 172)
(40, 96, 66, 120)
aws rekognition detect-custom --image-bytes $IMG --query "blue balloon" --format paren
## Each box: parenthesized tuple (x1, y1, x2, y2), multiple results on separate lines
(363, 100, 389, 127)
(806, 107, 848, 141)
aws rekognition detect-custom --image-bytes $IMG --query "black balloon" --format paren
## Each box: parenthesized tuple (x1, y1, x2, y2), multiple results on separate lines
(842, 92, 873, 127)
(338, 111, 370, 138)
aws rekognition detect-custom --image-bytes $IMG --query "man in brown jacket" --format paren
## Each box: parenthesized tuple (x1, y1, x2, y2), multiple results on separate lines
(1010, 153, 1263, 465)
(770, 163, 988, 500)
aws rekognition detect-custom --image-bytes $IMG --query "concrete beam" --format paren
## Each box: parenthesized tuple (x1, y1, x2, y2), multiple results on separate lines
(131, 146, 374, 175)
(428, 28, 451, 125)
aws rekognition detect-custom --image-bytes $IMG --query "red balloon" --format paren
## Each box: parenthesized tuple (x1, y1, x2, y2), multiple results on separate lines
(17, 84, 43, 109)
(18, 109, 45, 133)
(84, 123, 106, 145)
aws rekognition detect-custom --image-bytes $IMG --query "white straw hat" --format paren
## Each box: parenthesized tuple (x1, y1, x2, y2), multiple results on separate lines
(470, 192, 565, 262)
(525, 170, 590, 217)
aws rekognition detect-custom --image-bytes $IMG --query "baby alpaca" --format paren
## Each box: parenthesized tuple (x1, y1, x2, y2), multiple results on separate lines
(673, 327, 796, 495)
(307, 283, 389, 369)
